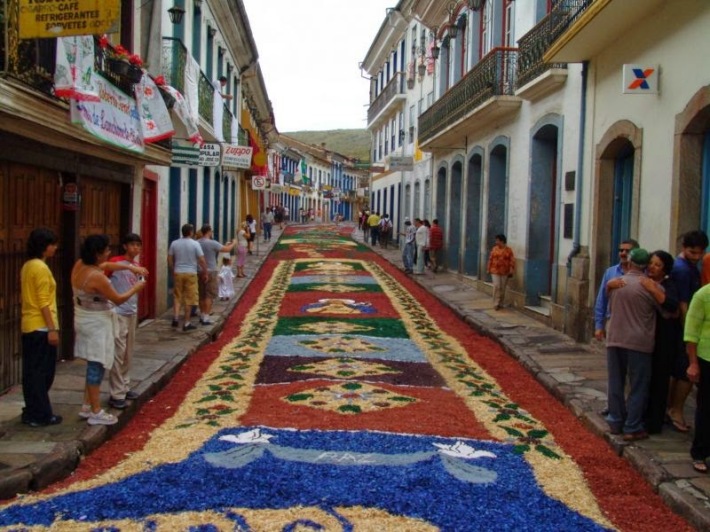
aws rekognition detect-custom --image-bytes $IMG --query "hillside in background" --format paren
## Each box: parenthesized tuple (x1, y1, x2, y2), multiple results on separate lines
(284, 129, 370, 163)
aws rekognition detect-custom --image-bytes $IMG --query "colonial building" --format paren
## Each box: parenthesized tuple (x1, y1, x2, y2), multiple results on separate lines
(0, 0, 274, 390)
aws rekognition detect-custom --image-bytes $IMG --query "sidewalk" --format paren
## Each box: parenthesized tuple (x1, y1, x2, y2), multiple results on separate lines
(0, 223, 708, 529)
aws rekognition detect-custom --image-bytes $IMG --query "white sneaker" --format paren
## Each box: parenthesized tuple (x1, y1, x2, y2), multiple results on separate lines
(87, 409, 118, 426)
(78, 404, 92, 419)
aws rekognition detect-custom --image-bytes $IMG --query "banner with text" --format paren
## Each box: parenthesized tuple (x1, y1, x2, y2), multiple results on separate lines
(171, 143, 221, 167)
(222, 145, 253, 169)
(19, 0, 121, 39)
(70, 73, 144, 153)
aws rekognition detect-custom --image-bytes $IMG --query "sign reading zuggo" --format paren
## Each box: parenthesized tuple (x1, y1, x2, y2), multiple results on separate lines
(19, 0, 121, 39)
(222, 145, 254, 169)
(251, 176, 266, 190)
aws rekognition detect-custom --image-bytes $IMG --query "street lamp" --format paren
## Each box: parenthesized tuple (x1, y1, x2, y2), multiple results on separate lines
(168, 5, 185, 24)
(447, 2, 459, 39)
(467, 0, 486, 10)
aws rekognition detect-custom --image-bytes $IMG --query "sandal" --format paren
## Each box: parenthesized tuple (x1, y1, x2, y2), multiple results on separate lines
(670, 417, 690, 433)
(693, 460, 708, 473)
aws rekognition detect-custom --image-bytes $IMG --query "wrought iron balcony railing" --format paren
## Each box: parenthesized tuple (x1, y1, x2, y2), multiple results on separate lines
(419, 47, 518, 145)
(548, 0, 593, 44)
(1, 0, 136, 98)
(367, 71, 406, 124)
(516, 12, 567, 89)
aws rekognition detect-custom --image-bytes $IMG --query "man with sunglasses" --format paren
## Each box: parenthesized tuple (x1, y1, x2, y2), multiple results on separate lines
(594, 239, 640, 341)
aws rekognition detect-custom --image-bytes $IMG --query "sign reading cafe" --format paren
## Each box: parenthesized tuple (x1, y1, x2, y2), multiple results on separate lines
(19, 0, 121, 39)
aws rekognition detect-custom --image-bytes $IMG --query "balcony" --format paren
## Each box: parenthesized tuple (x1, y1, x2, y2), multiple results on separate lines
(367, 72, 406, 126)
(418, 47, 521, 150)
(162, 37, 234, 142)
(0, 0, 136, 99)
(515, 12, 568, 101)
(545, 0, 667, 63)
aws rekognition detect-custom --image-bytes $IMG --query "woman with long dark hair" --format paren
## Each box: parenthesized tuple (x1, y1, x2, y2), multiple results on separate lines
(20, 228, 61, 427)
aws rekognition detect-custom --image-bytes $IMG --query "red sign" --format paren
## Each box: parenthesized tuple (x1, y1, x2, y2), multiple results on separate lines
(62, 183, 80, 211)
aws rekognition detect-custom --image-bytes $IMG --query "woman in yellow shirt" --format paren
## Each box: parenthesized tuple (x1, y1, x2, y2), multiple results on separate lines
(20, 228, 61, 427)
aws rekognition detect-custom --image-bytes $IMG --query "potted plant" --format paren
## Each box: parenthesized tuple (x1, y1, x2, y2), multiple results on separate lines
(99, 36, 143, 83)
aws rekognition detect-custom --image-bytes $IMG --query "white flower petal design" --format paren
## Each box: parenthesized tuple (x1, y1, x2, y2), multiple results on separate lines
(433, 441, 497, 459)
(220, 428, 274, 445)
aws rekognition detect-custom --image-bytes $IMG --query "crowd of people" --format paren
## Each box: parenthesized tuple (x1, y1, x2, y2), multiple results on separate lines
(594, 230, 710, 474)
(19, 214, 267, 428)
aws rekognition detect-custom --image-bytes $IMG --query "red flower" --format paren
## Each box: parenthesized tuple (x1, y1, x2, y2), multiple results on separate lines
(98, 35, 109, 49)
(113, 44, 129, 58)
(152, 75, 166, 86)
(128, 54, 143, 67)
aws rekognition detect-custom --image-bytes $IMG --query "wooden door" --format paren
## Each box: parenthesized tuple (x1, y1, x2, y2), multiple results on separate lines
(79, 176, 126, 254)
(139, 177, 157, 319)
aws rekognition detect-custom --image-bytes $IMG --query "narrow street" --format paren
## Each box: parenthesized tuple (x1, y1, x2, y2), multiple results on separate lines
(0, 224, 690, 530)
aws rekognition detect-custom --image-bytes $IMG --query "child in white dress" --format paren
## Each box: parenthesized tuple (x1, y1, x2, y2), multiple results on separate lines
(218, 257, 236, 301)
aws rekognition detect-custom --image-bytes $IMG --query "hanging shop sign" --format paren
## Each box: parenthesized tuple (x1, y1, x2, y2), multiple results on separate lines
(19, 0, 121, 39)
(622, 65, 659, 95)
(222, 145, 253, 169)
(70, 73, 144, 153)
(388, 156, 414, 171)
(198, 143, 221, 167)
(171, 144, 200, 167)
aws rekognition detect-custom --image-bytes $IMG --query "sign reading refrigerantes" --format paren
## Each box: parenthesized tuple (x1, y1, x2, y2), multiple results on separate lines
(19, 0, 120, 39)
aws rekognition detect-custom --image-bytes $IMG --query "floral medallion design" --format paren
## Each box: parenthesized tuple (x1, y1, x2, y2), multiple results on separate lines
(284, 382, 417, 414)
(298, 335, 386, 354)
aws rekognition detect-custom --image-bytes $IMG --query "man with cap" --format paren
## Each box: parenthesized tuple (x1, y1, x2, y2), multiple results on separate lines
(605, 248, 657, 441)
(399, 217, 416, 274)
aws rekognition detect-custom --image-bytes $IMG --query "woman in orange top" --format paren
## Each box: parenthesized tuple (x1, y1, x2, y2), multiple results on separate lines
(487, 234, 515, 310)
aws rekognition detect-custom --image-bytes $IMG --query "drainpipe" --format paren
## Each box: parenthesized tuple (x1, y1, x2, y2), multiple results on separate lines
(567, 61, 589, 272)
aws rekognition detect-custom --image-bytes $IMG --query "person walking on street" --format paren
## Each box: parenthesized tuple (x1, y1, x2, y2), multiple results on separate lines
(414, 218, 429, 275)
(487, 234, 515, 310)
(168, 223, 208, 331)
(197, 224, 236, 326)
(594, 239, 640, 341)
(106, 233, 147, 410)
(667, 230, 709, 432)
(429, 219, 444, 273)
(400, 218, 415, 273)
(368, 211, 381, 247)
(261, 209, 274, 242)
(605, 248, 657, 441)
(246, 214, 257, 254)
(20, 228, 62, 427)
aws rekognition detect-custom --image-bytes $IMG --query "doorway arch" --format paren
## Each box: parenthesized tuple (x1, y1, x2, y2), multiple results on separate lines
(593, 120, 642, 292)
(526, 118, 561, 304)
(486, 139, 510, 279)
(464, 148, 484, 276)
(448, 157, 464, 271)
(435, 163, 447, 222)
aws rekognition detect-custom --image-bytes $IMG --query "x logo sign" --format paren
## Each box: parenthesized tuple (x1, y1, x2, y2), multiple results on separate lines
(628, 68, 655, 90)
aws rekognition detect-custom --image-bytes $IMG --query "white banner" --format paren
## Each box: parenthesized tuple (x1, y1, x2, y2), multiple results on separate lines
(70, 73, 144, 153)
(222, 145, 253, 169)
(54, 36, 99, 101)
(136, 75, 174, 143)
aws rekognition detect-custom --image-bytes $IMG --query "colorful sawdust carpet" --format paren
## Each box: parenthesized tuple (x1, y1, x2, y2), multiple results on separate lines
(0, 226, 689, 530)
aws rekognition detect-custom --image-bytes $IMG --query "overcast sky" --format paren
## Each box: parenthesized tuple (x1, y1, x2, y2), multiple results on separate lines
(242, 0, 393, 133)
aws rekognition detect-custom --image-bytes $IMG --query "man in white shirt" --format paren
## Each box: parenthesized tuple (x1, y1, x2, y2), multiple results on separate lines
(414, 218, 429, 275)
(168, 224, 208, 331)
(400, 218, 416, 273)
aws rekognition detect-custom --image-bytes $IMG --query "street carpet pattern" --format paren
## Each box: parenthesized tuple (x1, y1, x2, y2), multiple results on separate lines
(0, 226, 690, 531)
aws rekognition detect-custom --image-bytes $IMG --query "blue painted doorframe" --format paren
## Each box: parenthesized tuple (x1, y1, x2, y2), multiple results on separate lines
(464, 152, 483, 276)
(525, 124, 559, 305)
(610, 144, 634, 264)
(447, 160, 464, 272)
(486, 144, 509, 280)
(701, 131, 710, 237)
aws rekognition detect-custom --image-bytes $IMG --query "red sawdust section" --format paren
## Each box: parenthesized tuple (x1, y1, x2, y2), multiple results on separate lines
(241, 380, 488, 439)
(363, 249, 691, 531)
(41, 259, 279, 494)
(279, 292, 400, 319)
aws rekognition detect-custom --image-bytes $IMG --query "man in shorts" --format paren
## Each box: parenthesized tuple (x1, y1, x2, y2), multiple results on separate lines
(168, 223, 208, 331)
(197, 224, 235, 325)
